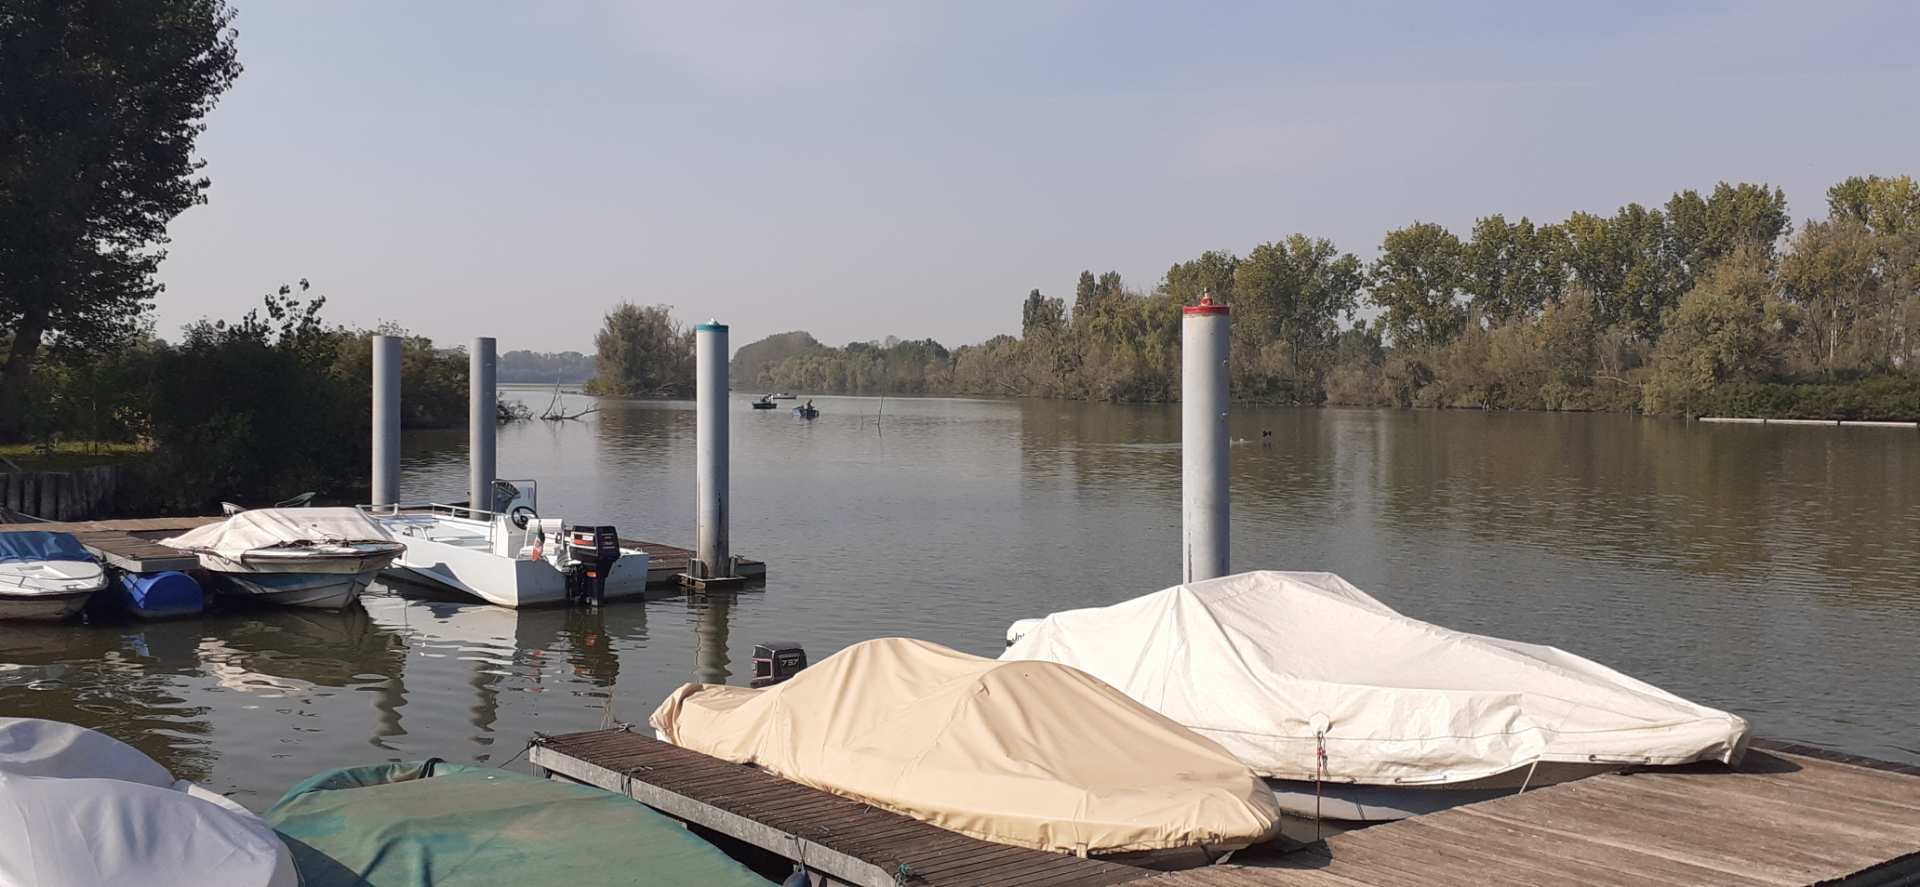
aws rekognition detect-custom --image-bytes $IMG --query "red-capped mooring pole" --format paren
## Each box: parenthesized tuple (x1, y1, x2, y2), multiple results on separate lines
(1182, 294, 1230, 583)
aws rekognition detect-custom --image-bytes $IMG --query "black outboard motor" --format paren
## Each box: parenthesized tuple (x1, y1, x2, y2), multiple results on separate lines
(565, 525, 620, 606)
(750, 642, 808, 688)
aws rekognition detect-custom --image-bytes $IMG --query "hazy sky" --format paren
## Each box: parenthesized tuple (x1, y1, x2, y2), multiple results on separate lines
(155, 1, 1919, 353)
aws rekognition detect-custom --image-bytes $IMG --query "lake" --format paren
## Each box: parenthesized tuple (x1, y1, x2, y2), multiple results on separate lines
(3, 389, 1917, 810)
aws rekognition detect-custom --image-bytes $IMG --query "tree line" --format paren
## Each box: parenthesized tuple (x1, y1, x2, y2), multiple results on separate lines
(499, 349, 594, 385)
(13, 281, 482, 510)
(739, 175, 1919, 419)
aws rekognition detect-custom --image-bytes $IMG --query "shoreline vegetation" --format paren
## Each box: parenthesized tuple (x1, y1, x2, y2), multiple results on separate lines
(715, 176, 1920, 422)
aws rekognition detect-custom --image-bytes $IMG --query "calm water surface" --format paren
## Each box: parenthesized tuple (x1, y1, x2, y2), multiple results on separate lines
(4, 390, 1918, 809)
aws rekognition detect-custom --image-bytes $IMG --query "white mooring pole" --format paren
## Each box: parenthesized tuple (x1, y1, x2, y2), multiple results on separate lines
(468, 336, 497, 512)
(371, 335, 402, 507)
(1182, 294, 1230, 583)
(695, 320, 730, 579)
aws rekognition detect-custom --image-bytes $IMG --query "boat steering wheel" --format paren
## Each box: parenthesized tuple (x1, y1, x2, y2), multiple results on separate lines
(509, 505, 537, 530)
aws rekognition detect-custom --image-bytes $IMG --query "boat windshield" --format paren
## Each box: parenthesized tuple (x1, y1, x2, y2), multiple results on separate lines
(490, 480, 538, 516)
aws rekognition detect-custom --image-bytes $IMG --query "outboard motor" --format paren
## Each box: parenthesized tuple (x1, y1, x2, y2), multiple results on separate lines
(564, 525, 620, 606)
(750, 642, 808, 688)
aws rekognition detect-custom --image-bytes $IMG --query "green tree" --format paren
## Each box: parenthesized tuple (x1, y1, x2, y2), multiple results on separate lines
(1370, 222, 1466, 347)
(1646, 246, 1791, 410)
(1161, 250, 1239, 305)
(1559, 205, 1682, 339)
(1827, 175, 1920, 370)
(1665, 182, 1791, 277)
(1827, 175, 1920, 235)
(1780, 219, 1881, 374)
(584, 303, 695, 397)
(1071, 270, 1124, 330)
(1463, 215, 1565, 324)
(1231, 235, 1364, 371)
(0, 0, 242, 441)
(1020, 289, 1066, 336)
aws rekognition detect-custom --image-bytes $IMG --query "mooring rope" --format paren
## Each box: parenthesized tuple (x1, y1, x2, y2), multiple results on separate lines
(1314, 728, 1328, 841)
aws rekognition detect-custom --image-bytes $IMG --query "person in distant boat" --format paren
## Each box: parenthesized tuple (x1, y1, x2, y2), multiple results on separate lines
(805, 399, 814, 409)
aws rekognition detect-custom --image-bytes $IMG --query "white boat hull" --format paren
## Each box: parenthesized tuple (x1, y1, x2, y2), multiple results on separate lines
(0, 590, 94, 622)
(205, 569, 377, 610)
(0, 558, 107, 622)
(198, 549, 399, 611)
(384, 538, 649, 609)
(1264, 760, 1619, 822)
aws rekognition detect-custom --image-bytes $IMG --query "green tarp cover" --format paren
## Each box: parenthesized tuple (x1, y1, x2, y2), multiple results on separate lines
(265, 761, 769, 887)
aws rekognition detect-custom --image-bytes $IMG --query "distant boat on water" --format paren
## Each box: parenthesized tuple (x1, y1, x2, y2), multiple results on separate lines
(771, 392, 797, 400)
(793, 403, 819, 419)
(750, 395, 778, 410)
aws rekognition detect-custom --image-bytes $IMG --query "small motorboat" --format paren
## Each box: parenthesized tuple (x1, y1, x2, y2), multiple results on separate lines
(112, 570, 206, 620)
(771, 392, 797, 400)
(0, 718, 298, 887)
(0, 531, 109, 622)
(750, 395, 778, 409)
(160, 508, 404, 610)
(653, 638, 1281, 864)
(363, 479, 649, 609)
(266, 760, 768, 886)
(793, 403, 820, 419)
(1002, 571, 1752, 827)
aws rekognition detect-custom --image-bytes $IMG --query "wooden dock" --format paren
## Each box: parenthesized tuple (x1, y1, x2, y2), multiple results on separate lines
(0, 516, 214, 571)
(532, 729, 1920, 887)
(531, 729, 1144, 887)
(0, 516, 766, 589)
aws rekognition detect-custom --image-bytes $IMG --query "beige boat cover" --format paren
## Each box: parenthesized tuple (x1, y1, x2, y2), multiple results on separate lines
(650, 638, 1281, 855)
(1002, 571, 1750, 786)
(161, 508, 393, 557)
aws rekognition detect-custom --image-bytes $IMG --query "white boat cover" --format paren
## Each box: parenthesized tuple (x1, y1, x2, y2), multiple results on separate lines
(1001, 571, 1751, 786)
(0, 718, 297, 887)
(161, 507, 393, 556)
(651, 638, 1281, 855)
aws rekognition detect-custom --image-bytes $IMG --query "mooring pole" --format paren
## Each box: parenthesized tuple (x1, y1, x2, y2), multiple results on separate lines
(1182, 294, 1230, 583)
(468, 336, 497, 512)
(371, 335, 402, 507)
(695, 320, 730, 579)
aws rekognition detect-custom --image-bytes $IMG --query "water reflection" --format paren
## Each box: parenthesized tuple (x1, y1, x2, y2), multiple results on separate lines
(691, 593, 733, 686)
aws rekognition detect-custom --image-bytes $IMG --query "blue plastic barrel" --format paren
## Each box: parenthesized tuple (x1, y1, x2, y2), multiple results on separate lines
(115, 571, 205, 620)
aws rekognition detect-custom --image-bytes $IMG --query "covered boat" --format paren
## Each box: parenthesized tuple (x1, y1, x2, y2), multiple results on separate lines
(651, 637, 1281, 860)
(0, 531, 108, 621)
(265, 760, 768, 887)
(1001, 571, 1752, 822)
(160, 508, 403, 610)
(0, 718, 297, 887)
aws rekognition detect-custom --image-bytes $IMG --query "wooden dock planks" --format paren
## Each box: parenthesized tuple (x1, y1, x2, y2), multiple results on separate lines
(528, 728, 1145, 887)
(533, 728, 1920, 887)
(0, 516, 216, 571)
(1154, 746, 1920, 887)
(624, 539, 767, 587)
